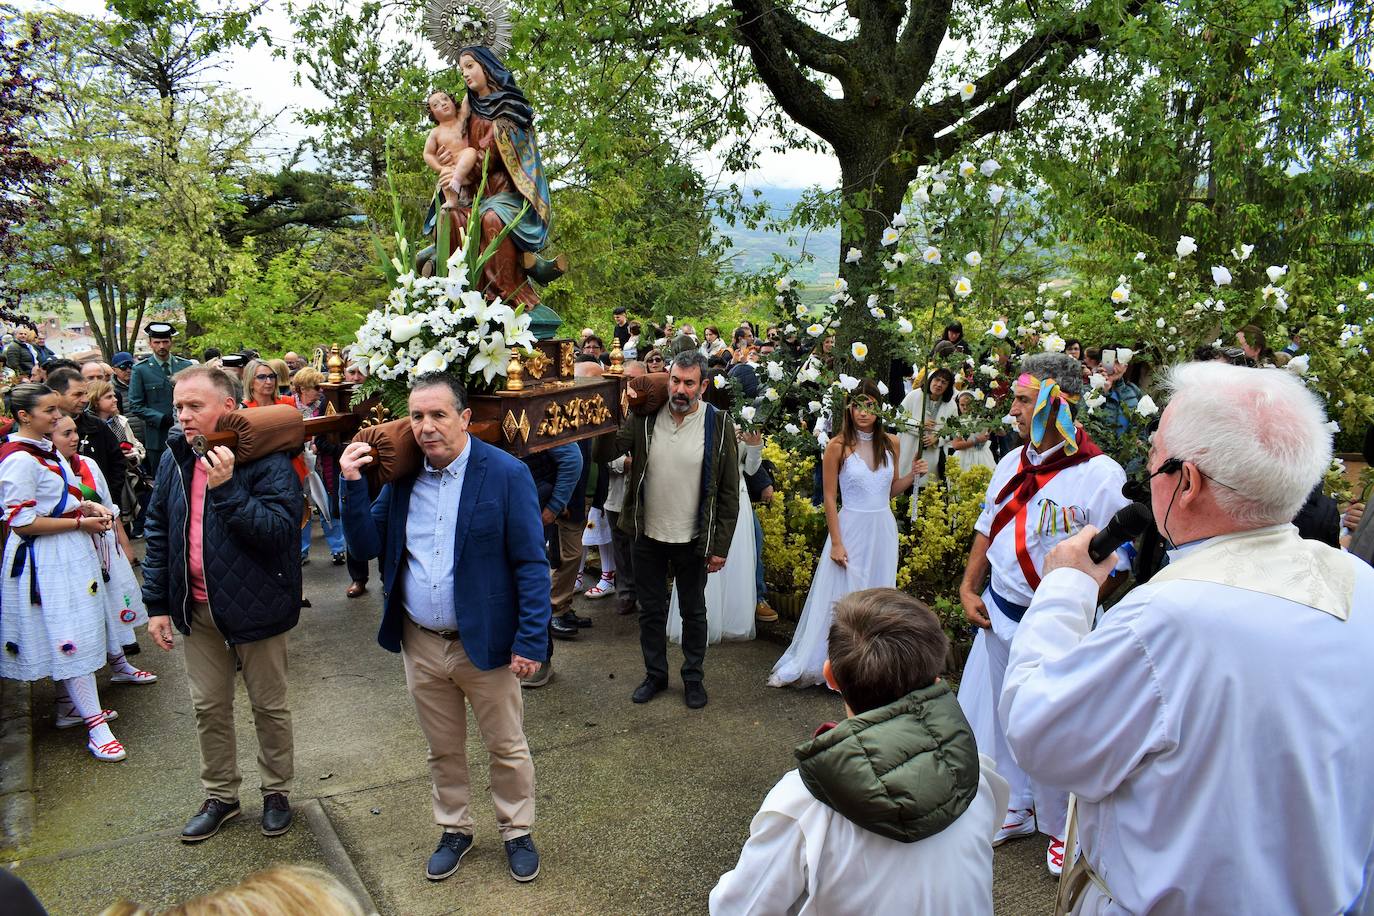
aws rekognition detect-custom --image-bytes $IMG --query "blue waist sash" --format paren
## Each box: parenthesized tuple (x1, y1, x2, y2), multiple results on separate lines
(988, 586, 1030, 623)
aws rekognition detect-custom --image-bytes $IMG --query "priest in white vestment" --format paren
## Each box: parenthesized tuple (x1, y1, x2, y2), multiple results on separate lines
(1001, 361, 1374, 914)
(958, 352, 1132, 875)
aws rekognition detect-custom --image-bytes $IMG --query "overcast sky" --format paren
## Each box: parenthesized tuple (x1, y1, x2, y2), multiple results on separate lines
(20, 0, 841, 190)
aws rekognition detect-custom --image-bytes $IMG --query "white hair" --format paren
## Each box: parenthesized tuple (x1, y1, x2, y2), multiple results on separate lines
(1160, 362, 1332, 527)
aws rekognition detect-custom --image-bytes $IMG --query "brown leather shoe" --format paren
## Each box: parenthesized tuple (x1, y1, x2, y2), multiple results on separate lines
(346, 582, 367, 599)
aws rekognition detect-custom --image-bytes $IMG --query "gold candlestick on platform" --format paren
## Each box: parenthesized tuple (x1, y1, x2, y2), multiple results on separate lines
(606, 342, 624, 375)
(326, 345, 345, 384)
(506, 349, 527, 391)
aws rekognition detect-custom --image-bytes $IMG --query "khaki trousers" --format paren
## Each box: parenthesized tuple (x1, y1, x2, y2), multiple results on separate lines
(548, 512, 585, 614)
(401, 618, 535, 839)
(183, 602, 293, 801)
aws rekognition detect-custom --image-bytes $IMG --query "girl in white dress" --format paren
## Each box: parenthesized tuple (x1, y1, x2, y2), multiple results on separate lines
(947, 391, 997, 472)
(0, 385, 127, 761)
(667, 431, 761, 645)
(897, 368, 958, 516)
(769, 380, 928, 687)
(51, 417, 155, 687)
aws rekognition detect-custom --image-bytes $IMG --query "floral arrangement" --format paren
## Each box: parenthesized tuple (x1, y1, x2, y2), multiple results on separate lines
(352, 156, 535, 414)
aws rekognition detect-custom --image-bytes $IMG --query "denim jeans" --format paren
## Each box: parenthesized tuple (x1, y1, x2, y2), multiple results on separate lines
(301, 514, 346, 557)
(752, 509, 766, 603)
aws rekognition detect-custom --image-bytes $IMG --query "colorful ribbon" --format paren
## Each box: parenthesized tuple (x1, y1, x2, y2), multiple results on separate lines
(1018, 373, 1079, 455)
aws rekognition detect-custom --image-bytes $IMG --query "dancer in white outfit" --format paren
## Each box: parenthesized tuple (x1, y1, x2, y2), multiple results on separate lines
(669, 432, 761, 644)
(769, 379, 928, 688)
(0, 385, 127, 761)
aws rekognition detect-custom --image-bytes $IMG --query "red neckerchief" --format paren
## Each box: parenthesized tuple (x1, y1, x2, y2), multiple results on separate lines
(988, 428, 1102, 591)
(0, 439, 85, 522)
(68, 453, 99, 497)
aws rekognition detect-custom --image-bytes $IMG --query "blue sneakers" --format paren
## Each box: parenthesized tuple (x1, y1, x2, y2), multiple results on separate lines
(426, 831, 474, 881)
(505, 834, 540, 882)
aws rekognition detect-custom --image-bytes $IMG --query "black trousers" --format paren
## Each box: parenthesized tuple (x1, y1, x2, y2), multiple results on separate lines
(634, 536, 708, 684)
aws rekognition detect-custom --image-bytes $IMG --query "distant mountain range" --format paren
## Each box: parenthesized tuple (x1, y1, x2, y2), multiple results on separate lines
(713, 186, 842, 285)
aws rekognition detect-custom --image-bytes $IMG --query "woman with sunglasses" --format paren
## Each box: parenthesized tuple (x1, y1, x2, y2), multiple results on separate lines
(643, 349, 667, 373)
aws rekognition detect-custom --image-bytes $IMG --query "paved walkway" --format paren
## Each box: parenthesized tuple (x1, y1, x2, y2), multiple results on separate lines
(6, 543, 1056, 914)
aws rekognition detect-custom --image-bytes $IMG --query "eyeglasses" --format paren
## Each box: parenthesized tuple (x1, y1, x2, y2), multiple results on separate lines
(647, 355, 664, 363)
(253, 374, 277, 382)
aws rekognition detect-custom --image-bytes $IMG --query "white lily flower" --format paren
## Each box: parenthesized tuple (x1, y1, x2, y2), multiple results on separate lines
(953, 276, 973, 298)
(1176, 235, 1197, 258)
(1232, 244, 1254, 261)
(922, 246, 942, 264)
(838, 373, 861, 391)
(740, 405, 756, 422)
(980, 158, 1000, 177)
(1111, 284, 1130, 303)
(897, 317, 913, 334)
(469, 332, 512, 385)
(412, 349, 449, 374)
(988, 320, 1008, 339)
(959, 160, 976, 178)
(1266, 265, 1288, 283)
(1135, 395, 1159, 418)
(988, 184, 1005, 205)
(964, 250, 982, 267)
(958, 81, 976, 101)
(1211, 265, 1232, 286)
(851, 342, 869, 361)
(389, 314, 426, 343)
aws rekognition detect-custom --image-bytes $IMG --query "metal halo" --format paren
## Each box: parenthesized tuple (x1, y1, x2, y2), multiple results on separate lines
(424, 0, 513, 64)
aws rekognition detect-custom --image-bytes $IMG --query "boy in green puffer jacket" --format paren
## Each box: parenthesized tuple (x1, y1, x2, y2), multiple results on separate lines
(712, 588, 1009, 915)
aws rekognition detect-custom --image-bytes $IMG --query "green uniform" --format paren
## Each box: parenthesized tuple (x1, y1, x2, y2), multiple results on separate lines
(127, 354, 195, 473)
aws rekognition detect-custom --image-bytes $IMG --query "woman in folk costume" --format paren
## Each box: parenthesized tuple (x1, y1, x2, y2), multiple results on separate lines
(0, 385, 128, 761)
(956, 352, 1131, 877)
(51, 415, 155, 688)
(769, 380, 929, 687)
(947, 391, 998, 472)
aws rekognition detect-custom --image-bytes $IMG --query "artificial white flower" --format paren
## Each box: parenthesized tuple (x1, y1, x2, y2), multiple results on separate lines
(912, 186, 930, 205)
(958, 81, 976, 101)
(1286, 354, 1310, 375)
(1166, 344, 1177, 352)
(953, 276, 973, 298)
(892, 212, 908, 228)
(1023, 310, 1035, 321)
(1167, 270, 1177, 280)
(988, 320, 1008, 339)
(877, 381, 889, 396)
(980, 158, 1000, 177)
(1232, 243, 1254, 261)
(412, 349, 449, 375)
(1111, 284, 1131, 303)
(930, 180, 947, 196)
(808, 400, 822, 413)
(1326, 420, 1341, 434)
(834, 278, 848, 292)
(1135, 395, 1159, 418)
(1116, 347, 1135, 364)
(713, 374, 728, 389)
(959, 160, 976, 178)
(1089, 372, 1107, 390)
(1266, 265, 1288, 283)
(1337, 303, 1348, 314)
(784, 423, 800, 435)
(892, 251, 909, 266)
(775, 277, 792, 292)
(1211, 265, 1233, 286)
(1176, 235, 1197, 258)
(1358, 281, 1368, 292)
(765, 387, 780, 401)
(766, 361, 785, 381)
(837, 373, 861, 391)
(897, 317, 914, 334)
(1114, 309, 1132, 322)
(964, 250, 983, 267)
(1043, 333, 1066, 353)
(988, 184, 1005, 205)
(740, 405, 757, 422)
(844, 247, 862, 264)
(1156, 317, 1166, 329)
(1083, 392, 1106, 411)
(882, 259, 898, 272)
(869, 307, 886, 319)
(985, 396, 997, 409)
(922, 245, 942, 264)
(807, 323, 825, 337)
(851, 342, 869, 361)
(795, 303, 810, 319)
(1134, 251, 1146, 261)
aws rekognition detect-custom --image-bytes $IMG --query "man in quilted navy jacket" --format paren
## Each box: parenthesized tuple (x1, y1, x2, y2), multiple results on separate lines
(142, 366, 304, 844)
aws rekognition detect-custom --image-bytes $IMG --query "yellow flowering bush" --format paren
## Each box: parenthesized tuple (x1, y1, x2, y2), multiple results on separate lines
(897, 463, 992, 603)
(758, 442, 827, 594)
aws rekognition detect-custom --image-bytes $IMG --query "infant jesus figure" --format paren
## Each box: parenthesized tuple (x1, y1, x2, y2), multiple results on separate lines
(424, 90, 478, 211)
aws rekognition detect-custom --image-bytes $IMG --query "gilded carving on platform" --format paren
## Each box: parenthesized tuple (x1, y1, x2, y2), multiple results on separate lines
(502, 409, 531, 444)
(536, 394, 612, 437)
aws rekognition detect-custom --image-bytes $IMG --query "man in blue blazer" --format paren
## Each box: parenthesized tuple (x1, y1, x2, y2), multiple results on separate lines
(339, 373, 550, 885)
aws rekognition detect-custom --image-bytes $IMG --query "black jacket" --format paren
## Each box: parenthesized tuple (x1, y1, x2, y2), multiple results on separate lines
(75, 411, 126, 499)
(141, 430, 303, 644)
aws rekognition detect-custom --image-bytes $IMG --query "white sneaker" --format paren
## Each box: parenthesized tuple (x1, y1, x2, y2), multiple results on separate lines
(993, 807, 1037, 846)
(1046, 836, 1066, 876)
(57, 708, 117, 729)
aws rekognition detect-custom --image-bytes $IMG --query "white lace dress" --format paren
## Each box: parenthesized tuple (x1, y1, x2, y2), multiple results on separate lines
(768, 446, 898, 687)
